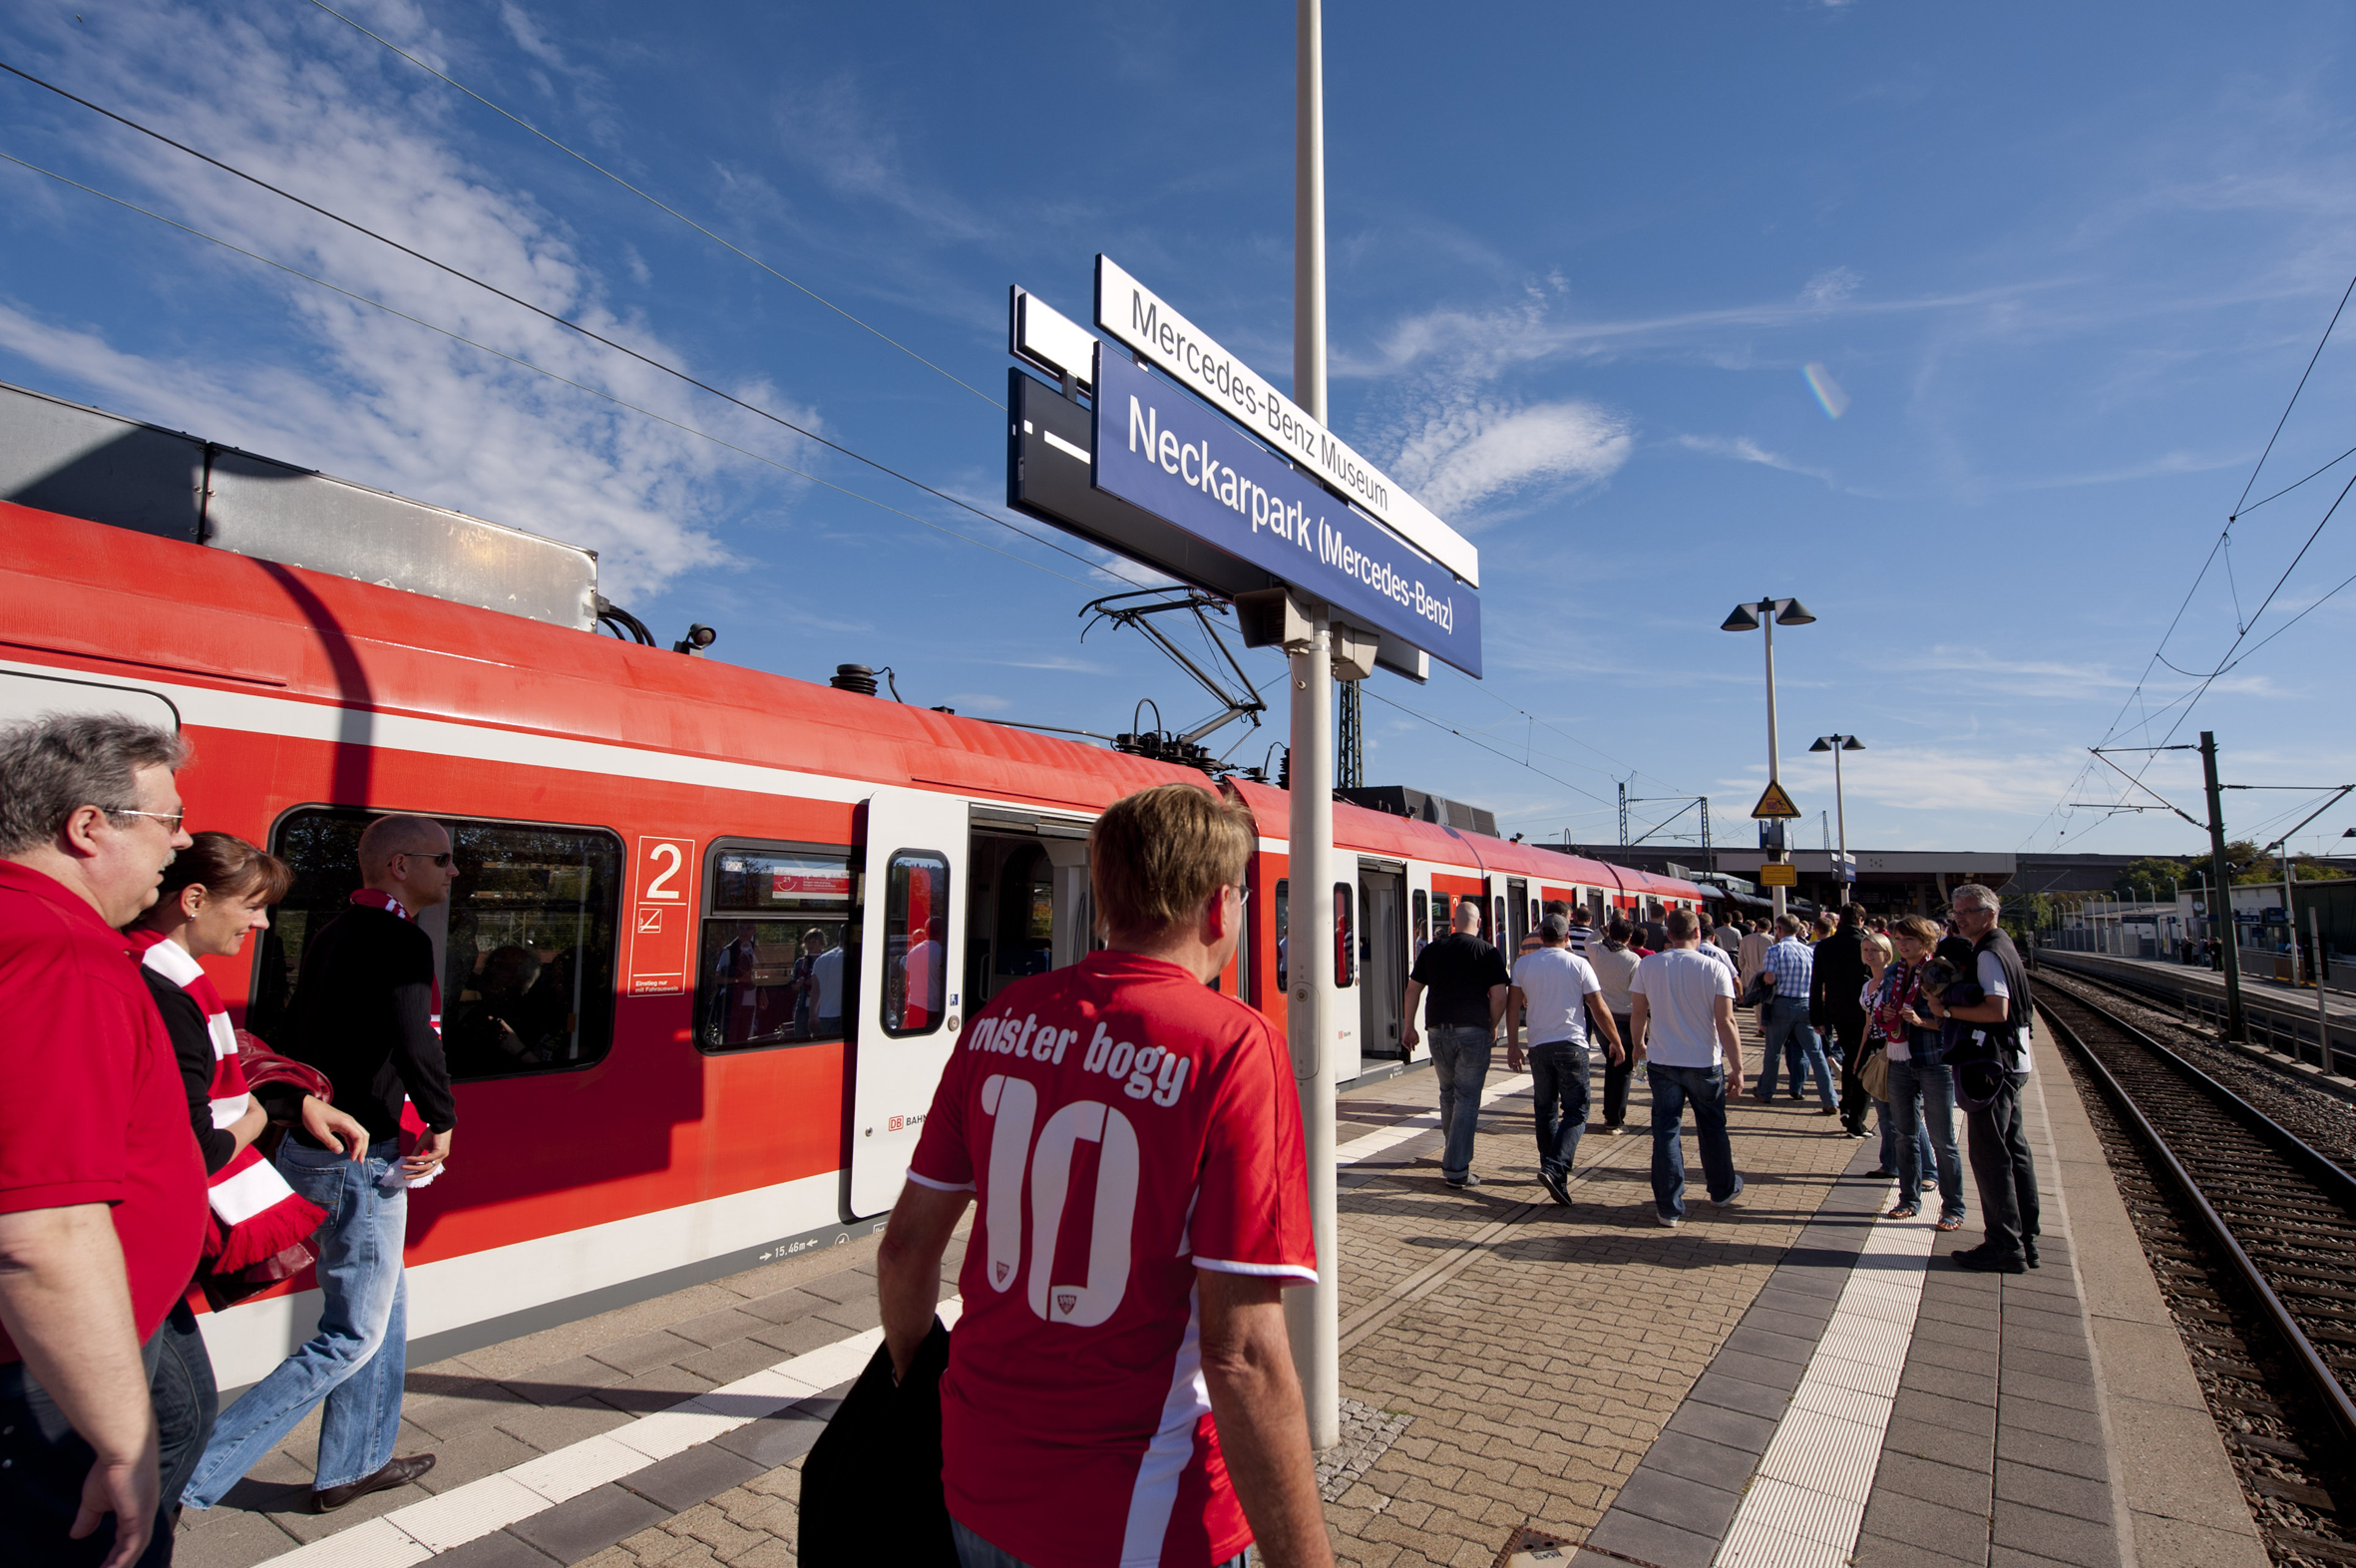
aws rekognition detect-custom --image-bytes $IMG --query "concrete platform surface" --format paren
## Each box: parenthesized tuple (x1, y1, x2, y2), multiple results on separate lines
(169, 1012, 2261, 1568)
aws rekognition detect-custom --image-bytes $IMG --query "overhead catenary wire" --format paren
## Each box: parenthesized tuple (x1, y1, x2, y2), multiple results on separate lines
(0, 59, 1136, 584)
(0, 147, 1112, 589)
(302, 0, 1004, 411)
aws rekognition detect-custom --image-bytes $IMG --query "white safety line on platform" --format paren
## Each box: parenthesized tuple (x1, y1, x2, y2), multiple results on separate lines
(1713, 1192, 1933, 1568)
(256, 1300, 967, 1566)
(1335, 1072, 1532, 1166)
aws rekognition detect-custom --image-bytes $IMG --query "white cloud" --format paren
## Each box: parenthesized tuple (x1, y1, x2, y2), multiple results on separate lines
(1674, 434, 1837, 484)
(0, 0, 797, 596)
(946, 692, 1012, 713)
(1800, 266, 1861, 308)
(1389, 397, 1632, 517)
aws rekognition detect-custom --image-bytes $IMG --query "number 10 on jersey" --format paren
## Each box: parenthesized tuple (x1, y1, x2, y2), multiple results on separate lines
(979, 1073, 1140, 1328)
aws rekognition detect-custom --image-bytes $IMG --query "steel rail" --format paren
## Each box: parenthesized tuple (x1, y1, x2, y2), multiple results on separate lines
(2036, 985, 2356, 1443)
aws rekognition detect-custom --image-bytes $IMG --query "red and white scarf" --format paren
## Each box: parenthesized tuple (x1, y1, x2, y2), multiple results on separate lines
(133, 932, 327, 1272)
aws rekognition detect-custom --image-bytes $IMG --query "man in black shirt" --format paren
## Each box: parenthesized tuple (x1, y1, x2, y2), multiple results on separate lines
(1402, 899, 1509, 1189)
(180, 814, 455, 1517)
(1809, 905, 1873, 1138)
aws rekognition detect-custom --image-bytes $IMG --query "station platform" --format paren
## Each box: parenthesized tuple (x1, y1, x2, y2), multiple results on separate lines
(2039, 945, 2356, 1023)
(172, 1014, 2269, 1568)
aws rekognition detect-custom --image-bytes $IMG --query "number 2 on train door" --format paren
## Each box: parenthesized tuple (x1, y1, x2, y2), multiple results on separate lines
(626, 837, 696, 995)
(977, 1074, 1138, 1327)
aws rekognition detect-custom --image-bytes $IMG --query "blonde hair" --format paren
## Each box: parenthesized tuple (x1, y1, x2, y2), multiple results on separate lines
(1861, 931, 1892, 961)
(1088, 784, 1255, 941)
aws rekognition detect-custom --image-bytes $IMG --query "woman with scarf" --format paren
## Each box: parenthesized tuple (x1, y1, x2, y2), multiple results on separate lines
(127, 833, 369, 1511)
(1879, 915, 1968, 1228)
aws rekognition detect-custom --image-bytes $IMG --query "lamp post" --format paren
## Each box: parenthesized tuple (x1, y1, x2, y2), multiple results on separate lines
(1721, 596, 1816, 918)
(1808, 734, 1865, 899)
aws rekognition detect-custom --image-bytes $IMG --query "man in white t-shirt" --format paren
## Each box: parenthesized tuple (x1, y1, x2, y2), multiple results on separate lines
(1629, 909, 1746, 1227)
(1587, 922, 1643, 1135)
(810, 939, 845, 1035)
(1505, 913, 1623, 1206)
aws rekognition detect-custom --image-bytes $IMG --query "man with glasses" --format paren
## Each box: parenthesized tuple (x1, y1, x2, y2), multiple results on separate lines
(1926, 885, 2040, 1274)
(0, 714, 203, 1568)
(181, 815, 455, 1516)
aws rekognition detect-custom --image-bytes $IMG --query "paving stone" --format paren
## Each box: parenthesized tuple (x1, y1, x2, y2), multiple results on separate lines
(1859, 1487, 1997, 1557)
(427, 1529, 563, 1568)
(745, 1315, 857, 1358)
(677, 1336, 797, 1386)
(1702, 1349, 1806, 1393)
(1583, 1505, 1723, 1568)
(620, 1443, 769, 1513)
(1871, 1448, 1991, 1515)
(589, 1330, 706, 1377)
(1995, 1458, 2114, 1525)
(413, 1421, 544, 1493)
(511, 1484, 674, 1564)
(1853, 1529, 1985, 1568)
(587, 1364, 720, 1416)
(497, 1394, 637, 1454)
(400, 1377, 535, 1440)
(793, 1271, 879, 1307)
(499, 1355, 632, 1406)
(1890, 1387, 2000, 1438)
(1994, 1420, 2110, 1482)
(1898, 1359, 2001, 1407)
(1609, 1463, 1744, 1538)
(808, 1296, 884, 1333)
(1884, 1419, 1997, 1473)
(733, 1289, 829, 1326)
(1720, 1323, 1820, 1368)
(1991, 1499, 2120, 1566)
(1634, 1428, 1757, 1492)
(662, 1308, 771, 1351)
(1662, 1397, 1778, 1457)
(715, 1410, 831, 1470)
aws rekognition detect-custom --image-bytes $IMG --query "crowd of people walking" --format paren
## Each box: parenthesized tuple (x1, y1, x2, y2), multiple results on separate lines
(1421, 892, 2042, 1273)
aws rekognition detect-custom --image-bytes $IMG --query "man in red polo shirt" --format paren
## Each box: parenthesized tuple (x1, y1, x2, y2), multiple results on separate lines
(878, 783, 1331, 1568)
(0, 713, 206, 1568)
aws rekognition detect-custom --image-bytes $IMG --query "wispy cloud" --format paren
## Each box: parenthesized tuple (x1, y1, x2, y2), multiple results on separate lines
(1390, 397, 1632, 519)
(1674, 434, 1838, 485)
(1800, 267, 1861, 308)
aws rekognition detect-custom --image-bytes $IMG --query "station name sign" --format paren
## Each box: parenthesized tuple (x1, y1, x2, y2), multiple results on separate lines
(1094, 255, 1479, 588)
(1094, 349, 1480, 677)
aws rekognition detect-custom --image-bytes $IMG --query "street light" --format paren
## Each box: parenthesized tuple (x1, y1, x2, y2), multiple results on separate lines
(1722, 596, 1815, 917)
(1808, 734, 1865, 895)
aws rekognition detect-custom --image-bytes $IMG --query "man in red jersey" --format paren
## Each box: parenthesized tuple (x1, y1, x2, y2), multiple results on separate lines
(0, 714, 204, 1568)
(879, 783, 1331, 1568)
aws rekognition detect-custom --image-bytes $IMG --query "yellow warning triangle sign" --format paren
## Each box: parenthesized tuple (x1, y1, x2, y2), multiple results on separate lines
(1751, 780, 1802, 820)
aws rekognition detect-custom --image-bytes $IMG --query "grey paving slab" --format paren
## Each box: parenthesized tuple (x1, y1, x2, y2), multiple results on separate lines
(1703, 1348, 1808, 1393)
(713, 1404, 833, 1468)
(1995, 1460, 2115, 1526)
(1994, 1423, 2111, 1482)
(494, 1394, 634, 1455)
(1883, 1419, 1997, 1473)
(424, 1528, 561, 1568)
(1899, 1360, 2002, 1408)
(1683, 1370, 1794, 1423)
(1719, 1323, 1820, 1368)
(1891, 1386, 2001, 1438)
(1990, 1499, 2120, 1567)
(1853, 1530, 1986, 1568)
(583, 1363, 718, 1416)
(496, 1355, 629, 1405)
(1738, 1302, 1837, 1339)
(675, 1334, 798, 1385)
(733, 1287, 830, 1325)
(1858, 1487, 1996, 1557)
(1608, 1466, 1743, 1540)
(1583, 1505, 1722, 1568)
(1662, 1397, 1778, 1457)
(660, 1306, 770, 1350)
(617, 1441, 767, 1512)
(810, 1295, 885, 1332)
(1870, 1449, 1991, 1516)
(584, 1328, 702, 1376)
(508, 1483, 673, 1564)
(746, 1312, 859, 1357)
(1634, 1428, 1757, 1491)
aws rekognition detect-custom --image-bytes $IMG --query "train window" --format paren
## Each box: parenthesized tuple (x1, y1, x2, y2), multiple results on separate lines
(1335, 882, 1357, 988)
(697, 842, 855, 1052)
(883, 850, 950, 1036)
(250, 807, 622, 1080)
(1275, 879, 1289, 992)
(1493, 897, 1506, 943)
(1412, 889, 1429, 954)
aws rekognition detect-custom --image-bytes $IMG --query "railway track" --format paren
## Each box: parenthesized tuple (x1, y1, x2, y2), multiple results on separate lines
(2037, 978, 2356, 1564)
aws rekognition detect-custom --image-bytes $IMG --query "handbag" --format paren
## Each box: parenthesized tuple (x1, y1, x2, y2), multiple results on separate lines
(1857, 1044, 1890, 1102)
(801, 1317, 956, 1566)
(1737, 974, 1773, 1009)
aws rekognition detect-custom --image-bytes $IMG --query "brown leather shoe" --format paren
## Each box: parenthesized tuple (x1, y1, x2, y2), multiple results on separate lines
(311, 1453, 435, 1513)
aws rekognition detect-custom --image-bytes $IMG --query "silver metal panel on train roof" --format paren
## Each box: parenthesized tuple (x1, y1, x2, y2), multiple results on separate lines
(204, 452, 599, 631)
(0, 379, 204, 543)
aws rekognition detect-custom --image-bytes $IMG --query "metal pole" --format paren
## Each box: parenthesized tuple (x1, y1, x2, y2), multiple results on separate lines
(1283, 616, 1339, 1451)
(1287, 0, 1339, 1453)
(2282, 843, 2297, 984)
(1833, 744, 1847, 866)
(2200, 731, 2246, 1042)
(1764, 605, 1784, 920)
(2312, 906, 2331, 1072)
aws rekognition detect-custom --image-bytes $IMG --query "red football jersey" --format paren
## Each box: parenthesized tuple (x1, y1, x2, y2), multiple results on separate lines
(908, 950, 1315, 1568)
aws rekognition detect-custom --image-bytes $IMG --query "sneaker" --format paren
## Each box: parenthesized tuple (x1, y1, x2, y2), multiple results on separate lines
(1656, 1211, 1682, 1228)
(1601, 1124, 1627, 1137)
(1539, 1169, 1572, 1206)
(1708, 1176, 1746, 1208)
(1866, 1168, 1897, 1179)
(2025, 1239, 2041, 1270)
(1444, 1172, 1483, 1189)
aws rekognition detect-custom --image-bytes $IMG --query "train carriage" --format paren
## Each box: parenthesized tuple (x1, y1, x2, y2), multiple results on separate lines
(0, 497, 1700, 1388)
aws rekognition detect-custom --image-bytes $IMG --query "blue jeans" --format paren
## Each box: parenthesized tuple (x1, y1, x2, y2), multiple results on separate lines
(1427, 1025, 1493, 1180)
(1755, 999, 1834, 1107)
(1650, 1062, 1740, 1219)
(1527, 1041, 1591, 1178)
(183, 1138, 411, 1507)
(1886, 1057, 1965, 1218)
(952, 1516, 1245, 1568)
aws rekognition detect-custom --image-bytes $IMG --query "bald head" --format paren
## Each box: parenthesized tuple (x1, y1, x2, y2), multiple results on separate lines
(358, 813, 448, 878)
(1451, 900, 1481, 935)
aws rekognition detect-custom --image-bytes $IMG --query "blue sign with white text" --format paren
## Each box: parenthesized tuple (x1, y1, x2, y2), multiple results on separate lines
(1092, 351, 1480, 677)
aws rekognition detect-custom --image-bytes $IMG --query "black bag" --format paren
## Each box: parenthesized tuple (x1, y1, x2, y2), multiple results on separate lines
(799, 1318, 958, 1566)
(1738, 974, 1773, 1009)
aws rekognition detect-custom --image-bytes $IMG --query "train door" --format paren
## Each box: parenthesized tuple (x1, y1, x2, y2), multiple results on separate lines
(963, 806, 1094, 1012)
(1358, 863, 1405, 1061)
(846, 787, 968, 1219)
(1506, 878, 1529, 953)
(1333, 878, 1361, 1075)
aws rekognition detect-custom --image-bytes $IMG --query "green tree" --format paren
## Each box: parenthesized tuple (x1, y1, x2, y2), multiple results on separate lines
(2112, 857, 2190, 898)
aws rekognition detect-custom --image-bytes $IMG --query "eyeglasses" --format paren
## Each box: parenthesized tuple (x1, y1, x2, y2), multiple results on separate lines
(107, 807, 187, 833)
(398, 851, 456, 868)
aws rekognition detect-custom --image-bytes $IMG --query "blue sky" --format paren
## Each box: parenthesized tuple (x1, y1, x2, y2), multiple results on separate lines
(4, 1, 2354, 862)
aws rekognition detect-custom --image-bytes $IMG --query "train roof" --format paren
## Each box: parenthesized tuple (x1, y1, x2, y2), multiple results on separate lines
(0, 500, 1700, 900)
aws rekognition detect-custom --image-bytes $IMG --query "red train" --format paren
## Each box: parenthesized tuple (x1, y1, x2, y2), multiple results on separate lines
(0, 499, 1701, 1389)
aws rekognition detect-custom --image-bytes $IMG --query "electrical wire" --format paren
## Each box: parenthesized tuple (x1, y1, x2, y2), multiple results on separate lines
(299, 0, 1003, 411)
(0, 146, 1108, 588)
(2231, 268, 2356, 519)
(1438, 664, 1693, 796)
(0, 59, 1132, 583)
(1361, 688, 1617, 810)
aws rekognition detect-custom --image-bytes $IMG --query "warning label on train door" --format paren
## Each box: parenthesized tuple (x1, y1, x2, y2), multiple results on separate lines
(626, 836, 696, 995)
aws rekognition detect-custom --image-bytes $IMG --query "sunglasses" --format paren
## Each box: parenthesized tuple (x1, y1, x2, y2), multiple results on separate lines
(398, 851, 456, 868)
